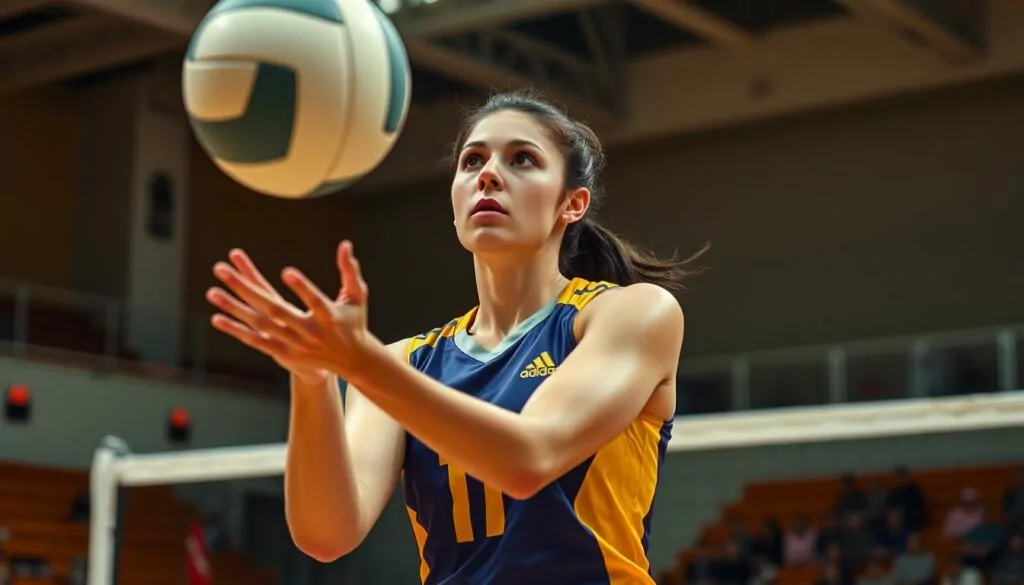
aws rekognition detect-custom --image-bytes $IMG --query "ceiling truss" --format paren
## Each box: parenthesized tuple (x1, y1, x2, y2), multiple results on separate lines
(624, 0, 754, 49)
(0, 0, 760, 113)
(0, 0, 991, 106)
(0, 0, 50, 20)
(839, 0, 987, 62)
(388, 0, 606, 37)
(0, 13, 180, 93)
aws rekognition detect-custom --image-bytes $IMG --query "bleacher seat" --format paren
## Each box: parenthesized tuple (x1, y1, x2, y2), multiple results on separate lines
(670, 463, 1019, 585)
(0, 461, 274, 585)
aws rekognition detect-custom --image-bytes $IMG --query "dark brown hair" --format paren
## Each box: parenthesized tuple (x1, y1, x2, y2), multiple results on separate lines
(451, 88, 707, 292)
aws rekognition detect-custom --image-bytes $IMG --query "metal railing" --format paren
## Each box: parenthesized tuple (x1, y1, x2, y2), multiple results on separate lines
(0, 278, 286, 396)
(0, 278, 1018, 408)
(677, 323, 1021, 415)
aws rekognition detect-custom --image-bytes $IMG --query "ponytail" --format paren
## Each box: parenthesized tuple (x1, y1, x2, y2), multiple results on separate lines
(559, 217, 706, 293)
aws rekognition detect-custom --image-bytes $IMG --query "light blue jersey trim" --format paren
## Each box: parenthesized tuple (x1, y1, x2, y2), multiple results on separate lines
(453, 299, 558, 363)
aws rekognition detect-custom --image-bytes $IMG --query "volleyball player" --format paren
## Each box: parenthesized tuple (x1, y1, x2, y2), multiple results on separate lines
(206, 90, 704, 584)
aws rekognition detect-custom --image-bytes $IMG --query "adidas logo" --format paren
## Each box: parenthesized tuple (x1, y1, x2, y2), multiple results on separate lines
(520, 351, 558, 379)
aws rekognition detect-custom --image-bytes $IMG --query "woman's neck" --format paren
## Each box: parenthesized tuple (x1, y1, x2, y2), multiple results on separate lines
(470, 244, 569, 340)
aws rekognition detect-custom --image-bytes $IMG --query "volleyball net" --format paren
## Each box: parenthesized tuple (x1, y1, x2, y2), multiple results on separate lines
(87, 391, 1024, 585)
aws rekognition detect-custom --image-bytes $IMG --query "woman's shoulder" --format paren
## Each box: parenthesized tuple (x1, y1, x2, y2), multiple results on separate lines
(402, 306, 478, 363)
(573, 281, 684, 335)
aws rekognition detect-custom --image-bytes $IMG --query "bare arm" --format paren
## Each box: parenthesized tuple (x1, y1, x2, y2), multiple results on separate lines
(348, 284, 683, 499)
(285, 340, 408, 562)
(203, 249, 407, 560)
(207, 246, 679, 510)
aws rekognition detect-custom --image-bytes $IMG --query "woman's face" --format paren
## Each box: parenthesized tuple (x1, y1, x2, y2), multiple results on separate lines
(451, 110, 588, 256)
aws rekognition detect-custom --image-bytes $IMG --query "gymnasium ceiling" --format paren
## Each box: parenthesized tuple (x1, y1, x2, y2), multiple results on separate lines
(0, 0, 991, 114)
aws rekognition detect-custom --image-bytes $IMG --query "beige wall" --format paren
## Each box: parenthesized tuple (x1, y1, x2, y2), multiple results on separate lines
(599, 75, 1024, 355)
(2, 72, 1022, 371)
(0, 87, 78, 288)
(342, 74, 1024, 357)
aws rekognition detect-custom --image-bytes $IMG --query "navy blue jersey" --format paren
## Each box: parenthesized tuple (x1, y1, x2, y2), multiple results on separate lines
(401, 278, 673, 585)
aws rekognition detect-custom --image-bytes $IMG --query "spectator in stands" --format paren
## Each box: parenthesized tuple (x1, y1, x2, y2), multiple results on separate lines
(877, 509, 912, 556)
(839, 512, 876, 568)
(817, 562, 848, 585)
(887, 467, 927, 532)
(684, 546, 718, 585)
(71, 489, 90, 523)
(728, 518, 751, 556)
(944, 489, 985, 541)
(961, 515, 1006, 570)
(785, 515, 820, 566)
(716, 540, 751, 585)
(818, 513, 841, 559)
(836, 474, 869, 518)
(866, 478, 891, 532)
(992, 534, 1024, 585)
(857, 555, 891, 585)
(1003, 469, 1024, 534)
(749, 554, 779, 585)
(941, 555, 982, 585)
(886, 533, 936, 585)
(751, 517, 784, 566)
(203, 512, 232, 553)
(823, 543, 855, 585)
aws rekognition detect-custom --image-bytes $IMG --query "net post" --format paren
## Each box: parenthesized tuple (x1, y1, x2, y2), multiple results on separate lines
(88, 436, 131, 585)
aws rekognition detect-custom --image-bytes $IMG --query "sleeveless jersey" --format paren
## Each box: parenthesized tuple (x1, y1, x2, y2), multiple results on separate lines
(401, 277, 673, 585)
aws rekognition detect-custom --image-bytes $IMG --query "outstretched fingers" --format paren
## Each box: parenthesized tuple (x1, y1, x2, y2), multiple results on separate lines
(206, 287, 307, 346)
(214, 261, 303, 328)
(336, 240, 368, 304)
(281, 267, 335, 320)
(210, 313, 291, 357)
(229, 249, 280, 298)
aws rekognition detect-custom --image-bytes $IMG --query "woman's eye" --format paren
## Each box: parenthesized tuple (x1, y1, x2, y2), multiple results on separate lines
(462, 154, 483, 169)
(512, 152, 536, 166)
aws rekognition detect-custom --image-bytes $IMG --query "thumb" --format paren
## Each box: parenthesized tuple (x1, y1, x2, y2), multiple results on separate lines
(336, 240, 368, 304)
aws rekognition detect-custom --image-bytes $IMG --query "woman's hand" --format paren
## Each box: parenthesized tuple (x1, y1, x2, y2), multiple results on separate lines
(205, 240, 375, 383)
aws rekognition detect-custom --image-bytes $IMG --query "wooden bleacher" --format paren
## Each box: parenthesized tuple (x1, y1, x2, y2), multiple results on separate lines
(0, 461, 276, 585)
(668, 463, 1019, 585)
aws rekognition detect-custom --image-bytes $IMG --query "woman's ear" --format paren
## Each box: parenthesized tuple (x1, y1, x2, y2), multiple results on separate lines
(562, 187, 590, 224)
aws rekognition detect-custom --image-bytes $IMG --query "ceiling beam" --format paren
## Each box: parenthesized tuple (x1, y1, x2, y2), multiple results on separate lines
(405, 38, 529, 94)
(625, 0, 754, 50)
(391, 0, 607, 38)
(0, 16, 180, 93)
(59, 0, 616, 112)
(0, 0, 47, 20)
(576, 2, 629, 113)
(839, 0, 985, 62)
(403, 34, 618, 116)
(65, 0, 200, 36)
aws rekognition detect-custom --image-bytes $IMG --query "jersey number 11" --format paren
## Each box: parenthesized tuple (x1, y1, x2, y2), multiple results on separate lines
(439, 455, 506, 543)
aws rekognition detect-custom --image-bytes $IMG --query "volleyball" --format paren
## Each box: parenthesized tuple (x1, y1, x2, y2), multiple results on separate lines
(181, 0, 412, 199)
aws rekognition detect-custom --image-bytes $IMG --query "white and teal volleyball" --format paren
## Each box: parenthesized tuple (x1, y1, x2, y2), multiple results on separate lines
(182, 0, 412, 199)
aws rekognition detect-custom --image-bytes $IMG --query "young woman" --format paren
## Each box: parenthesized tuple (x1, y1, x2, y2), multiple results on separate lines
(206, 90, 703, 584)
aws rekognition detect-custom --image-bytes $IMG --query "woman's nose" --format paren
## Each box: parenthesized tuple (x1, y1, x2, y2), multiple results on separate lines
(477, 162, 504, 192)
